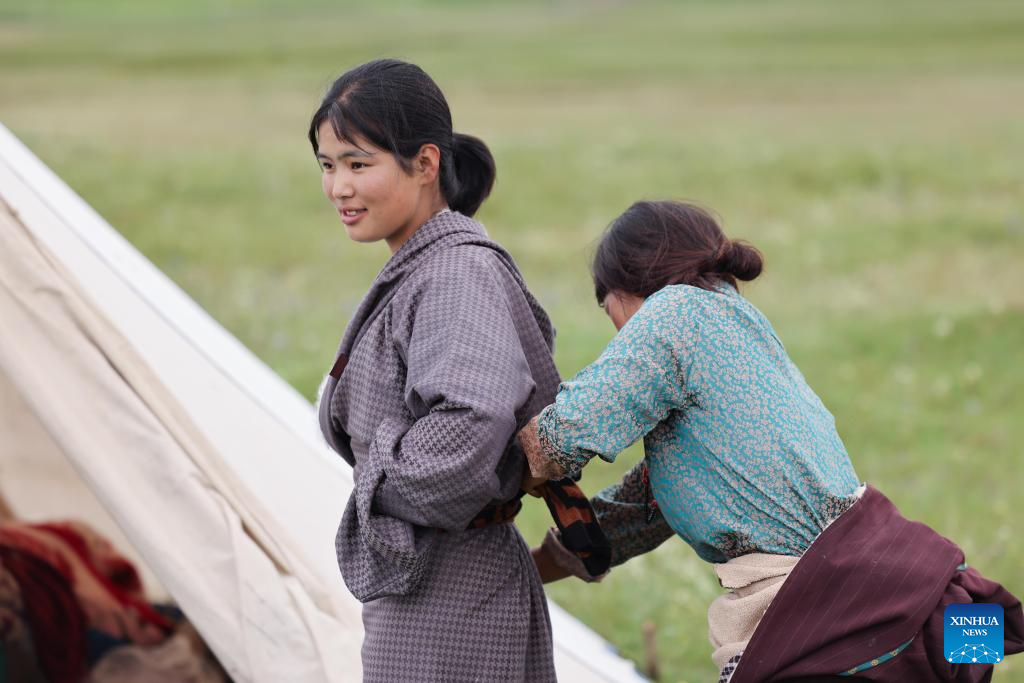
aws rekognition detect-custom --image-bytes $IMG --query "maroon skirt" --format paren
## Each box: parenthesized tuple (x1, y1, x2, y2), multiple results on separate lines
(730, 486, 1023, 683)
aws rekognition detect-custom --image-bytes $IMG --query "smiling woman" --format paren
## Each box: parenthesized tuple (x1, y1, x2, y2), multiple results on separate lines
(308, 59, 496, 253)
(308, 59, 567, 682)
(315, 126, 438, 250)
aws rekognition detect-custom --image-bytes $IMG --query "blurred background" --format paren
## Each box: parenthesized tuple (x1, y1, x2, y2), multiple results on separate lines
(2, 0, 1022, 680)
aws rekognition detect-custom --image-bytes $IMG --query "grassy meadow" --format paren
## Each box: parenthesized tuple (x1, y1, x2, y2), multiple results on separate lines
(3, 0, 1023, 680)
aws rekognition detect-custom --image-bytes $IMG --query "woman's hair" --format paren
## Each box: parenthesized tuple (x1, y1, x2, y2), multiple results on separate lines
(308, 59, 495, 217)
(591, 200, 763, 303)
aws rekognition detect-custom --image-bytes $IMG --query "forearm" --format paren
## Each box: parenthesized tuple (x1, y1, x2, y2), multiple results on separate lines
(365, 413, 512, 531)
(591, 462, 675, 567)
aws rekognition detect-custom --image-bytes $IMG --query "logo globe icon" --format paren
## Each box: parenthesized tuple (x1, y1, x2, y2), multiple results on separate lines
(948, 644, 1001, 663)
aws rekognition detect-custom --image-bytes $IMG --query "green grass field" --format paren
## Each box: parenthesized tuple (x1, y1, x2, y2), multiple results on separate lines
(3, 1, 1022, 680)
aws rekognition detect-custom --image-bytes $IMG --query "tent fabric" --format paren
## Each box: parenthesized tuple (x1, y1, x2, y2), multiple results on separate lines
(0, 123, 647, 683)
(0, 192, 360, 682)
(0, 370, 167, 599)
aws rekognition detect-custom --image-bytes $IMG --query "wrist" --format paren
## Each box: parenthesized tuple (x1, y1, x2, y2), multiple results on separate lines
(519, 416, 566, 480)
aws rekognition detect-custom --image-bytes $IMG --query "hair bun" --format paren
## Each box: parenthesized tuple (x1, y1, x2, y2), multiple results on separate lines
(717, 240, 763, 282)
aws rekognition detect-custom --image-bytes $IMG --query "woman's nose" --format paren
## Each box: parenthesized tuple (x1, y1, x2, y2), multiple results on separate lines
(331, 173, 354, 200)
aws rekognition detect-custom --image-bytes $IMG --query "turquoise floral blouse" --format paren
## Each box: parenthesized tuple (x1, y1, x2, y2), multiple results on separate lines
(537, 283, 861, 564)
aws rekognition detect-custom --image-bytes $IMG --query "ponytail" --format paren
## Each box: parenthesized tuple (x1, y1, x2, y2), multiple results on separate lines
(444, 133, 496, 217)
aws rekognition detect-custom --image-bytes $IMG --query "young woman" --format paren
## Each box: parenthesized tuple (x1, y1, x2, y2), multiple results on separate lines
(519, 201, 1023, 682)
(310, 59, 562, 681)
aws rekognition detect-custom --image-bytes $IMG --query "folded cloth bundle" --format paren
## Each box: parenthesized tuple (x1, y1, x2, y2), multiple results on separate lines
(539, 478, 611, 578)
(468, 478, 611, 579)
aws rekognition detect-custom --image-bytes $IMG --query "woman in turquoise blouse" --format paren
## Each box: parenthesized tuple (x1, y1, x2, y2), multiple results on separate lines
(521, 200, 861, 567)
(518, 200, 1023, 682)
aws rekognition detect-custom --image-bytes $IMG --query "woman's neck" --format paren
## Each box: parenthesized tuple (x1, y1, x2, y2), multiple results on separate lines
(385, 193, 449, 254)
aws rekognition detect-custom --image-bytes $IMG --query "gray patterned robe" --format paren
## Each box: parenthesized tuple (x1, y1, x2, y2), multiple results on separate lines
(318, 210, 560, 682)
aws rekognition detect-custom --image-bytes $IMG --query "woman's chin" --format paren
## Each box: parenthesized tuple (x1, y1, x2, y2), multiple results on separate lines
(343, 225, 381, 244)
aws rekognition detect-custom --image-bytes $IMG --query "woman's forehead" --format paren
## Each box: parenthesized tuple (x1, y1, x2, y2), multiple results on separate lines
(316, 120, 377, 154)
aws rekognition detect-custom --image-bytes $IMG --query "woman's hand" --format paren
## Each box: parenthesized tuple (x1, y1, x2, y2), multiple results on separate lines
(530, 545, 571, 584)
(517, 416, 567, 482)
(522, 472, 548, 498)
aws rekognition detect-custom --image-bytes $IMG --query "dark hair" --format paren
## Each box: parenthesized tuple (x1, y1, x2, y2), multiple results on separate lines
(591, 200, 763, 303)
(308, 59, 495, 217)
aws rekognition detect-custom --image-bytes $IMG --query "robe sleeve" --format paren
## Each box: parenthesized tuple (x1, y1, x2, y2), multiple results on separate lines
(591, 461, 675, 566)
(535, 293, 693, 476)
(368, 249, 538, 532)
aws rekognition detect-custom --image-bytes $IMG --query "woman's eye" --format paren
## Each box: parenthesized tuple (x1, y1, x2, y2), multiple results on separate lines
(321, 163, 333, 171)
(351, 161, 367, 170)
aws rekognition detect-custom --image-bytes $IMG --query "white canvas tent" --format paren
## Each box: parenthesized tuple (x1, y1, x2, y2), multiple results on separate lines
(0, 123, 647, 683)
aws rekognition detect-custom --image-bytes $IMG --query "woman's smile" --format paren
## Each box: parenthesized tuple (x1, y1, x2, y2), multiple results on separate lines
(339, 207, 367, 225)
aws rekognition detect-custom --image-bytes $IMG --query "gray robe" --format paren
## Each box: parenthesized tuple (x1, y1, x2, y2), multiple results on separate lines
(318, 210, 560, 682)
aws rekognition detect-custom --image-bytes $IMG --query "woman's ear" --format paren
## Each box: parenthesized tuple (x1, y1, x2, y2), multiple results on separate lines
(415, 143, 441, 185)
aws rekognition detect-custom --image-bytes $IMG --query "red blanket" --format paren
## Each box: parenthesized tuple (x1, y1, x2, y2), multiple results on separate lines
(1, 521, 174, 681)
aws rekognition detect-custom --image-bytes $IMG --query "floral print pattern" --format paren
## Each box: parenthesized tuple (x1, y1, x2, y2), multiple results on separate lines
(538, 283, 861, 563)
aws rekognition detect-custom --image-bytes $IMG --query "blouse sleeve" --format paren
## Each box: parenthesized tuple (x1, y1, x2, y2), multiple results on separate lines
(366, 250, 537, 532)
(536, 294, 692, 475)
